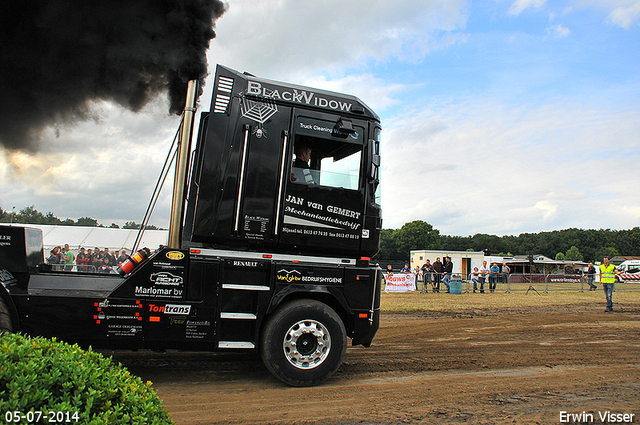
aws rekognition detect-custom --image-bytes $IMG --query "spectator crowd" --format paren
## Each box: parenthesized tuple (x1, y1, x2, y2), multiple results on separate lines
(386, 257, 510, 294)
(46, 244, 130, 274)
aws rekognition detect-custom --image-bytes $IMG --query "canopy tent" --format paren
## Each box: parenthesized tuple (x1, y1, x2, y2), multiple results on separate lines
(487, 255, 589, 275)
(0, 224, 168, 253)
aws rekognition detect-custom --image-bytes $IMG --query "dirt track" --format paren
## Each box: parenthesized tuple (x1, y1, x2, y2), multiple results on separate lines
(115, 301, 640, 424)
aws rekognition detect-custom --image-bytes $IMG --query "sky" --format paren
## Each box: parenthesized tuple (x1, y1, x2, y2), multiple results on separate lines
(1, 0, 639, 236)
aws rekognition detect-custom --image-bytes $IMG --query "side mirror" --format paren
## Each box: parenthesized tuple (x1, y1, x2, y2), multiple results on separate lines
(368, 139, 380, 178)
(369, 179, 379, 194)
(372, 152, 380, 168)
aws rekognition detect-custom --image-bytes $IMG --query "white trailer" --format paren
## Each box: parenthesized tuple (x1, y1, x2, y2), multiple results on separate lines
(410, 250, 485, 279)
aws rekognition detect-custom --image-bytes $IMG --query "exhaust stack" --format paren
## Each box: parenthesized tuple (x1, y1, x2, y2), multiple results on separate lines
(168, 80, 198, 249)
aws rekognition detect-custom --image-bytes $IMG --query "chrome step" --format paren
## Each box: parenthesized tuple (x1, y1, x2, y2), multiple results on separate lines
(218, 341, 255, 349)
(222, 283, 270, 291)
(220, 312, 257, 320)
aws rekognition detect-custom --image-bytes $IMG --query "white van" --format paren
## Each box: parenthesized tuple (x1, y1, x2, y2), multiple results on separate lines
(615, 260, 640, 283)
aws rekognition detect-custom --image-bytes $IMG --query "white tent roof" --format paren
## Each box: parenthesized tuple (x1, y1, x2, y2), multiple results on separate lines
(1, 224, 168, 253)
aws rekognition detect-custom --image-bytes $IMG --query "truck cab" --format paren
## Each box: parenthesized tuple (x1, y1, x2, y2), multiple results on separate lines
(183, 65, 382, 257)
(0, 65, 383, 387)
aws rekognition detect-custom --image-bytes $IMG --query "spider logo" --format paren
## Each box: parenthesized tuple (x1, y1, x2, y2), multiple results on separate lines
(240, 93, 278, 139)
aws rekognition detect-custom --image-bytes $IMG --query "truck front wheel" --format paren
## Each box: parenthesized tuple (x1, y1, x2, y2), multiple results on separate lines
(261, 299, 347, 387)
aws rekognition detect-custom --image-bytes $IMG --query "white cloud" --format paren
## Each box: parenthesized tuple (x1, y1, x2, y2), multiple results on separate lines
(0, 98, 180, 227)
(547, 23, 571, 37)
(533, 200, 559, 220)
(569, 0, 640, 29)
(300, 74, 406, 114)
(606, 1, 640, 28)
(207, 0, 469, 79)
(508, 0, 547, 16)
(380, 97, 640, 235)
(507, 0, 640, 29)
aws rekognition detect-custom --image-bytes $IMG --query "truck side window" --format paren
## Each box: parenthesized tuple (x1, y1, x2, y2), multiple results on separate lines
(291, 117, 363, 191)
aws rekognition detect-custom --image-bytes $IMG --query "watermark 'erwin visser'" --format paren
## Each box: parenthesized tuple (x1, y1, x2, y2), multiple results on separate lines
(560, 411, 635, 423)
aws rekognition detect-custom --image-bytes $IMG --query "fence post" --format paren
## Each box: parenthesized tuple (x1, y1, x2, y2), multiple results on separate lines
(505, 273, 511, 294)
(544, 275, 549, 293)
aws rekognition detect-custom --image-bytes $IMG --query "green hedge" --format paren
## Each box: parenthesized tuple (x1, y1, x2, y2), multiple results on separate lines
(0, 333, 173, 424)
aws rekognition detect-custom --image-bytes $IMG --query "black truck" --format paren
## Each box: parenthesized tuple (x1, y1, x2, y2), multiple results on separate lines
(0, 65, 383, 387)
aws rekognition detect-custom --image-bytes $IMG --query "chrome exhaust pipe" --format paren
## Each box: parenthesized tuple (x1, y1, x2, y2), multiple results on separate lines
(168, 80, 198, 249)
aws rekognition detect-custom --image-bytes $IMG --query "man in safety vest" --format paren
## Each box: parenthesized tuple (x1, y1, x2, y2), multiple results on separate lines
(600, 257, 619, 312)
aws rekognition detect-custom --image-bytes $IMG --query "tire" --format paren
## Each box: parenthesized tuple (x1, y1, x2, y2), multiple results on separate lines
(0, 296, 14, 334)
(261, 299, 347, 387)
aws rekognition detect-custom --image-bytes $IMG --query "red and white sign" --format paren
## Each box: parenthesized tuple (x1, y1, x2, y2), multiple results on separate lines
(384, 273, 416, 292)
(619, 273, 640, 282)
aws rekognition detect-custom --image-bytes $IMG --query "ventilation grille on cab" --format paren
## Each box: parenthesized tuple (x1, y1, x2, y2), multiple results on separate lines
(214, 76, 234, 113)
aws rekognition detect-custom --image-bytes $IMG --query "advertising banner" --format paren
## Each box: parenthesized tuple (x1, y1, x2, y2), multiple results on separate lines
(384, 273, 416, 292)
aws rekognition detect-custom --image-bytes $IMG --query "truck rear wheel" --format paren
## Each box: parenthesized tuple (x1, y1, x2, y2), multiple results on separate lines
(0, 296, 14, 334)
(261, 299, 347, 387)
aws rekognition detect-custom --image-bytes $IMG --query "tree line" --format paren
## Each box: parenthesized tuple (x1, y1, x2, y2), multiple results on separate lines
(375, 220, 640, 264)
(0, 205, 163, 230)
(3, 207, 638, 263)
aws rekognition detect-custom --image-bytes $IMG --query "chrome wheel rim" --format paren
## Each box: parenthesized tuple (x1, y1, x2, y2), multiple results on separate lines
(282, 319, 331, 369)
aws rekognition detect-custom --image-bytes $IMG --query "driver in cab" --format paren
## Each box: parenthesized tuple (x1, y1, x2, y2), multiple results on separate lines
(292, 144, 315, 184)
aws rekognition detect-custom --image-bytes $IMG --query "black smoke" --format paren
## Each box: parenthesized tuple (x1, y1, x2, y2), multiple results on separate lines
(0, 0, 227, 151)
